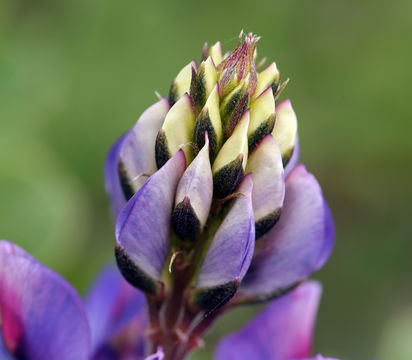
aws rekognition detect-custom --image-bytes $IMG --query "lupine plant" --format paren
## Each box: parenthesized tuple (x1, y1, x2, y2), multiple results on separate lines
(0, 32, 337, 359)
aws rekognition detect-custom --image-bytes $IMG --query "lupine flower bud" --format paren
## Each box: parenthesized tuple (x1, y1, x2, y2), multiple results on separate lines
(253, 61, 280, 100)
(190, 56, 218, 111)
(193, 83, 223, 160)
(219, 79, 250, 139)
(248, 86, 276, 151)
(169, 61, 196, 106)
(217, 32, 258, 99)
(172, 135, 213, 241)
(104, 32, 335, 358)
(192, 174, 254, 310)
(272, 98, 298, 165)
(212, 110, 249, 197)
(245, 134, 284, 238)
(155, 94, 195, 168)
(203, 41, 223, 65)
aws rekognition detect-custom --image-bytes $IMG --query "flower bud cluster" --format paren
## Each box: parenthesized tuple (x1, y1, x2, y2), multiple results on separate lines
(155, 32, 295, 241)
(105, 32, 333, 357)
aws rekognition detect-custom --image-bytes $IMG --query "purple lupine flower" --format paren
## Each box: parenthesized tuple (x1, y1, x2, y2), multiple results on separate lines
(215, 281, 339, 360)
(104, 31, 335, 358)
(0, 240, 162, 360)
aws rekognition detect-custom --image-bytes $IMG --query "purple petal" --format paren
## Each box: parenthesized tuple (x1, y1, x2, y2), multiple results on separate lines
(0, 241, 90, 360)
(239, 165, 335, 299)
(245, 134, 285, 238)
(173, 135, 213, 240)
(284, 135, 300, 177)
(115, 150, 186, 293)
(104, 133, 127, 219)
(104, 99, 170, 219)
(193, 175, 255, 308)
(215, 281, 322, 360)
(119, 98, 170, 195)
(85, 265, 147, 354)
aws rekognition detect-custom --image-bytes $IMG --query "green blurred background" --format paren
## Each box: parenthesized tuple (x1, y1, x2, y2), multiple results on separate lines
(1, 0, 411, 358)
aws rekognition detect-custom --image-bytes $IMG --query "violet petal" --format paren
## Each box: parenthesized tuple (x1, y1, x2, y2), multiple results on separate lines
(115, 150, 186, 294)
(0, 241, 90, 360)
(173, 135, 213, 241)
(193, 174, 255, 309)
(239, 165, 335, 300)
(118, 98, 170, 197)
(245, 134, 285, 238)
(215, 281, 322, 360)
(85, 265, 147, 354)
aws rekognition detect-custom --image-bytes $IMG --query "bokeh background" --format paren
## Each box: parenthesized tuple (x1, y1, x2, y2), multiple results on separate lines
(1, 0, 411, 358)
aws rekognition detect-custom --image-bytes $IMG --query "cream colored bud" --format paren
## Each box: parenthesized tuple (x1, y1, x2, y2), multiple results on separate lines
(207, 42, 223, 66)
(248, 87, 276, 151)
(272, 99, 297, 164)
(212, 110, 249, 197)
(253, 62, 280, 100)
(155, 94, 195, 168)
(193, 84, 223, 160)
(191, 56, 218, 110)
(169, 61, 197, 106)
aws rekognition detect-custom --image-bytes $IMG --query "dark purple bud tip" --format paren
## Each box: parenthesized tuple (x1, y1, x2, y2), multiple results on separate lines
(155, 129, 171, 169)
(193, 110, 219, 160)
(190, 64, 207, 111)
(169, 81, 179, 107)
(213, 154, 244, 198)
(172, 197, 201, 242)
(191, 279, 240, 311)
(115, 244, 162, 297)
(255, 208, 281, 239)
(118, 159, 136, 201)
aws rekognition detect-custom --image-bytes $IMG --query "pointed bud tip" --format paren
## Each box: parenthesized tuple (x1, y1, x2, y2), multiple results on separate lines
(172, 197, 201, 242)
(219, 32, 259, 98)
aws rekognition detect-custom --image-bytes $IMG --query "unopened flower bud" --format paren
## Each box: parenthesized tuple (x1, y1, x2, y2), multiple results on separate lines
(191, 174, 254, 310)
(272, 99, 298, 165)
(190, 56, 218, 111)
(172, 136, 213, 241)
(169, 61, 197, 106)
(247, 87, 276, 151)
(218, 32, 258, 98)
(115, 151, 186, 296)
(212, 110, 249, 198)
(155, 93, 195, 168)
(205, 41, 223, 65)
(245, 135, 284, 238)
(219, 79, 250, 139)
(193, 83, 223, 160)
(253, 62, 280, 100)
